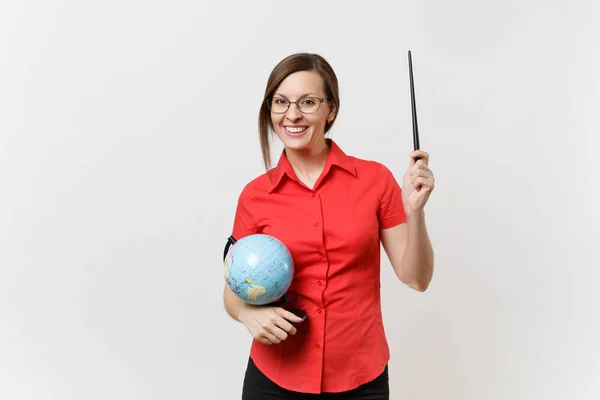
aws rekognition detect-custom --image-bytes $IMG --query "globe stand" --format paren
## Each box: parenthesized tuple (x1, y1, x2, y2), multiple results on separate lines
(223, 235, 306, 326)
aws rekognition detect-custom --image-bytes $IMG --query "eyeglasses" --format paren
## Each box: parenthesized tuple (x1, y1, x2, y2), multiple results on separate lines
(267, 96, 329, 114)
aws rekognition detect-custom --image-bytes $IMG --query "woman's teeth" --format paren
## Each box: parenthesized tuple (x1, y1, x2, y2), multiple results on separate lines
(285, 126, 308, 133)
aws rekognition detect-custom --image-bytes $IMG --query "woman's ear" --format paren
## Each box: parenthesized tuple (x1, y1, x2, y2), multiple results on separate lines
(328, 108, 336, 122)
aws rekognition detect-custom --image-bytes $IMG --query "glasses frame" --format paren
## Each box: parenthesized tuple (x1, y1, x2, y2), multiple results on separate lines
(266, 96, 330, 114)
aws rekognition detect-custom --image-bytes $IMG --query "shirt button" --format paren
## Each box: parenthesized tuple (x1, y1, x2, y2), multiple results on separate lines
(314, 221, 319, 227)
(317, 251, 323, 256)
(315, 343, 320, 349)
(317, 281, 322, 286)
(312, 193, 316, 197)
(317, 308, 322, 313)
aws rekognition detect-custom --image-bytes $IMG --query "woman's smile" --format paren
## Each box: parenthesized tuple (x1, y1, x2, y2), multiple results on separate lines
(283, 125, 309, 137)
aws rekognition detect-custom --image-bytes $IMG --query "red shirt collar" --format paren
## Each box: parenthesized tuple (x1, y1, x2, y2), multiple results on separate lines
(267, 138, 356, 193)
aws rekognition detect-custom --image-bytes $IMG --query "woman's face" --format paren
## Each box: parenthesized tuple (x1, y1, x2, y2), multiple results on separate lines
(270, 71, 335, 152)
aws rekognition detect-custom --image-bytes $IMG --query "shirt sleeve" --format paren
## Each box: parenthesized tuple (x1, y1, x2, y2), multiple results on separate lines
(377, 163, 407, 229)
(231, 185, 258, 240)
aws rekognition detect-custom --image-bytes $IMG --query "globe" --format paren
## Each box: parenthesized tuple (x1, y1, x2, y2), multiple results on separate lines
(224, 233, 294, 305)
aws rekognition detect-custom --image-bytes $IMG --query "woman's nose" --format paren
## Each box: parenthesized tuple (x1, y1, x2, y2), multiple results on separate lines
(285, 103, 302, 121)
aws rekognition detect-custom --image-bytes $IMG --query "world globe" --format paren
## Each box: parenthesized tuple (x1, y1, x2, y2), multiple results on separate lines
(224, 234, 294, 305)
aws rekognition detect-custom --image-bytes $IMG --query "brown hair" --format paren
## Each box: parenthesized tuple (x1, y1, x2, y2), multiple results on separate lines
(258, 53, 340, 170)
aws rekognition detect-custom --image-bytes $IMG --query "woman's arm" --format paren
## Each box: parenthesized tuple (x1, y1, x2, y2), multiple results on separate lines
(223, 283, 303, 345)
(380, 211, 434, 291)
(380, 149, 435, 291)
(223, 284, 250, 322)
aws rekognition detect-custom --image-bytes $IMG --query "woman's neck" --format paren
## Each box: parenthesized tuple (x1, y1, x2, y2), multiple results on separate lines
(285, 139, 330, 189)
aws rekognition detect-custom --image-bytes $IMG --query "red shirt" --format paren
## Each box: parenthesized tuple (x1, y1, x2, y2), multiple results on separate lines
(231, 139, 407, 394)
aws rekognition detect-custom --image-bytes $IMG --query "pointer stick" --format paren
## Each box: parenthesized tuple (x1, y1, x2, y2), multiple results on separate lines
(408, 51, 420, 154)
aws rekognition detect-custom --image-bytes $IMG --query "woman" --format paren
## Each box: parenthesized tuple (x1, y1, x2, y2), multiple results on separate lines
(223, 53, 435, 399)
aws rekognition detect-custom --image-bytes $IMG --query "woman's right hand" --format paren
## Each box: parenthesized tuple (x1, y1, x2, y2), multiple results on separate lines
(238, 306, 304, 345)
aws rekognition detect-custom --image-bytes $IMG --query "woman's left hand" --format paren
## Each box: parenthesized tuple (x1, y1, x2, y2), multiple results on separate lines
(402, 150, 435, 215)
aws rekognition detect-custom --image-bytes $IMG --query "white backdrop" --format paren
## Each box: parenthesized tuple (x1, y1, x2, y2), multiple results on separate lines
(1, 1, 599, 399)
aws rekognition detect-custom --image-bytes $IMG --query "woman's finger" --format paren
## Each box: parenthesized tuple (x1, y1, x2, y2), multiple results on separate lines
(255, 336, 273, 345)
(267, 317, 294, 341)
(276, 307, 304, 325)
(411, 168, 431, 179)
(259, 324, 281, 344)
(409, 150, 429, 166)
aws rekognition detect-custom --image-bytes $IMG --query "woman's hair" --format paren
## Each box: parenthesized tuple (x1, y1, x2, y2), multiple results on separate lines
(258, 53, 340, 170)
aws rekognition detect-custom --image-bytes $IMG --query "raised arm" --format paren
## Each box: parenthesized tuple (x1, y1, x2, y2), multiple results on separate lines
(379, 150, 435, 291)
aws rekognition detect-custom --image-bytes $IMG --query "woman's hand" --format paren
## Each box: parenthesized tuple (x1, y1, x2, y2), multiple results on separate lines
(402, 150, 435, 215)
(238, 306, 304, 345)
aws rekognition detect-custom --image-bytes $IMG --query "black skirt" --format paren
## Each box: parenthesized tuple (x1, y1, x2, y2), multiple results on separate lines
(241, 356, 389, 400)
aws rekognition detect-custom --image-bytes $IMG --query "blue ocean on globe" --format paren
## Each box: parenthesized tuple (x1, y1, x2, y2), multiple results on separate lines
(224, 234, 294, 305)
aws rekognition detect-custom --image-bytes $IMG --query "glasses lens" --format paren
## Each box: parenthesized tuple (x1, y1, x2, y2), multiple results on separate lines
(298, 97, 320, 113)
(270, 97, 288, 113)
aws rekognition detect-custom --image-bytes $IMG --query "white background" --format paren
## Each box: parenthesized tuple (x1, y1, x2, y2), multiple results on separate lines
(1, 0, 599, 399)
